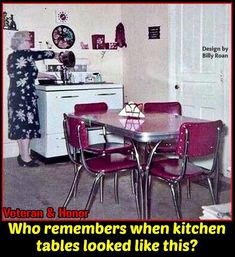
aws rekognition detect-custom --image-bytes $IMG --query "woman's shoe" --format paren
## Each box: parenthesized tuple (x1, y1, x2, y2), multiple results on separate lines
(17, 155, 21, 164)
(18, 154, 36, 160)
(17, 155, 40, 167)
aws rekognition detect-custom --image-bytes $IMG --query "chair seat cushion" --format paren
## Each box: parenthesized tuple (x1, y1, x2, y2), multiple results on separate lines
(88, 142, 133, 154)
(86, 153, 137, 173)
(148, 158, 205, 180)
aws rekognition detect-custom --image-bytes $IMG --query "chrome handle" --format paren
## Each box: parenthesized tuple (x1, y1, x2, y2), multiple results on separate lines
(56, 95, 79, 98)
(96, 93, 116, 96)
(99, 132, 112, 136)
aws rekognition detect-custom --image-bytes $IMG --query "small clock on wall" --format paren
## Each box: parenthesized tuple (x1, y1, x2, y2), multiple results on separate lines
(56, 10, 69, 23)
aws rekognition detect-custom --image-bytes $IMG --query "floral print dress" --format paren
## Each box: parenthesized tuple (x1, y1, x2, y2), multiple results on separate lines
(7, 50, 55, 140)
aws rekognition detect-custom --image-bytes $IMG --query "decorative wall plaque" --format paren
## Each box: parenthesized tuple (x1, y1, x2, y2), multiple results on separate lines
(52, 25, 75, 49)
(56, 10, 69, 23)
(148, 26, 160, 39)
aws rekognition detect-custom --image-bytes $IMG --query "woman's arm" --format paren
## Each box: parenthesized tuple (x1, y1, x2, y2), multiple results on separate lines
(54, 52, 61, 62)
(31, 50, 61, 61)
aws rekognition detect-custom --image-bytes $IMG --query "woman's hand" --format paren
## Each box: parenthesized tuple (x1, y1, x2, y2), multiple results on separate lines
(54, 52, 63, 62)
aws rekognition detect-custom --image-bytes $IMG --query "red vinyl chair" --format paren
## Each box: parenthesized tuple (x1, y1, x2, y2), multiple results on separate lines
(63, 113, 141, 216)
(144, 102, 182, 114)
(74, 102, 133, 155)
(144, 102, 182, 153)
(74, 102, 135, 197)
(144, 120, 223, 219)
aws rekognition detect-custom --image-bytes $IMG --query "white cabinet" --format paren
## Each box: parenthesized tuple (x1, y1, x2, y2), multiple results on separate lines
(31, 84, 124, 158)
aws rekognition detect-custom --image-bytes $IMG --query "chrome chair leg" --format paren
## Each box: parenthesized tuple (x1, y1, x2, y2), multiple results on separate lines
(133, 169, 141, 219)
(130, 170, 135, 194)
(136, 171, 144, 219)
(85, 173, 103, 211)
(176, 182, 182, 210)
(114, 173, 119, 203)
(186, 178, 191, 199)
(147, 175, 152, 219)
(100, 176, 104, 203)
(144, 171, 150, 219)
(73, 149, 78, 199)
(131, 170, 137, 195)
(129, 150, 135, 194)
(213, 164, 220, 203)
(207, 177, 216, 204)
(63, 165, 82, 207)
(170, 183, 182, 219)
(73, 164, 82, 199)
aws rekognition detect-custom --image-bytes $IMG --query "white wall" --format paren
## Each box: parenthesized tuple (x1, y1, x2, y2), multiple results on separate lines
(121, 4, 169, 103)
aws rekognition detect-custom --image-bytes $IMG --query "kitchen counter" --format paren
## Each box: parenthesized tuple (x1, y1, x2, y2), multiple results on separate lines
(36, 83, 123, 91)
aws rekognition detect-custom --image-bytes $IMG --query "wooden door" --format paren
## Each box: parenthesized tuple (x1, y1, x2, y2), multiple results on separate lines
(169, 4, 230, 120)
(168, 4, 231, 176)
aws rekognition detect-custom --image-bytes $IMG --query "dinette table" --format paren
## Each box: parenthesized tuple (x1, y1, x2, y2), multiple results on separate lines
(69, 110, 211, 219)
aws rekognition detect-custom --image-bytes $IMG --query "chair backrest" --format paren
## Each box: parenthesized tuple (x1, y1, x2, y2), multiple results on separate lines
(144, 102, 182, 115)
(176, 120, 223, 158)
(63, 113, 89, 150)
(74, 102, 108, 115)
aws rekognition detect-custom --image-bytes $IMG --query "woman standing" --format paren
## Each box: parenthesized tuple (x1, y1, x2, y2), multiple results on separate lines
(7, 31, 60, 167)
